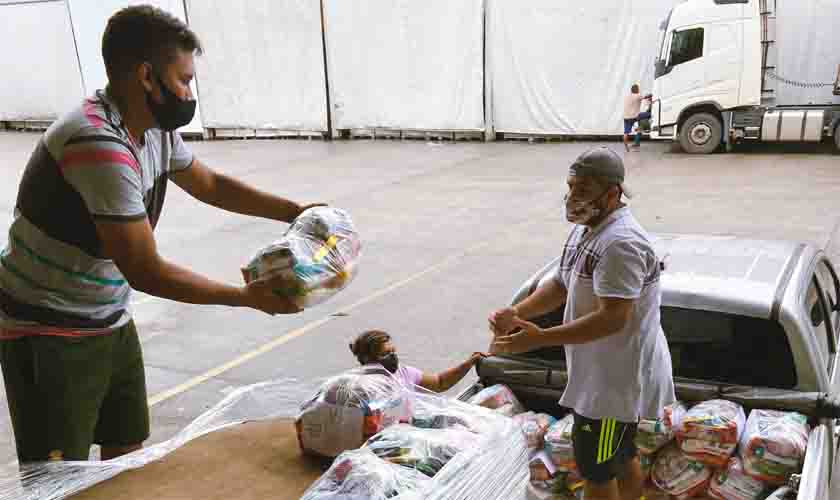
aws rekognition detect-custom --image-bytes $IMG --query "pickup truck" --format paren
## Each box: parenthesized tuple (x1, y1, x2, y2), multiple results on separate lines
(459, 234, 840, 500)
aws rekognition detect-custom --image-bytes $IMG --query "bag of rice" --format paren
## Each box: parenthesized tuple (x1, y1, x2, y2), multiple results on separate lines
(739, 409, 810, 485)
(651, 444, 713, 500)
(676, 399, 746, 467)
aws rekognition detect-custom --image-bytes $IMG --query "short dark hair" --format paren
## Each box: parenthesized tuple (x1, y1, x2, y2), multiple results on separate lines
(631, 84, 640, 93)
(102, 5, 203, 81)
(349, 330, 391, 365)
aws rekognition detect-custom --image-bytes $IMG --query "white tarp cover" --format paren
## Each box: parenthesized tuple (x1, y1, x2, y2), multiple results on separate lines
(773, 0, 840, 105)
(0, 1, 84, 121)
(323, 0, 485, 131)
(487, 0, 680, 136)
(185, 0, 328, 132)
(67, 0, 204, 133)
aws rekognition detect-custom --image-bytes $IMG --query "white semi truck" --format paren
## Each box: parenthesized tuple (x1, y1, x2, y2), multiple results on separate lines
(650, 0, 840, 154)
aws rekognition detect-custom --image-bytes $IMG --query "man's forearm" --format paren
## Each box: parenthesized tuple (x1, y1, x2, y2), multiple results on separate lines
(538, 308, 625, 347)
(208, 173, 301, 223)
(514, 279, 567, 319)
(129, 257, 246, 307)
(437, 358, 476, 392)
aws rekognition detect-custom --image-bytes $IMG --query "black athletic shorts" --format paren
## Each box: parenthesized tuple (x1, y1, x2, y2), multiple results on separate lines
(572, 411, 638, 484)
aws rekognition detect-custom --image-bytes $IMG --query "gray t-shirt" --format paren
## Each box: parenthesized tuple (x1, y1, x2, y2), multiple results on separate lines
(0, 89, 194, 336)
(553, 207, 675, 422)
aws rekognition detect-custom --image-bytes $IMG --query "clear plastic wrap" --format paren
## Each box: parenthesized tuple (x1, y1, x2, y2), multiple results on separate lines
(708, 457, 769, 500)
(242, 206, 361, 309)
(467, 383, 526, 416)
(636, 401, 687, 455)
(677, 399, 746, 468)
(651, 443, 713, 500)
(301, 447, 430, 500)
(296, 366, 411, 458)
(363, 424, 478, 477)
(739, 410, 810, 485)
(543, 414, 576, 473)
(0, 369, 530, 500)
(513, 412, 557, 451)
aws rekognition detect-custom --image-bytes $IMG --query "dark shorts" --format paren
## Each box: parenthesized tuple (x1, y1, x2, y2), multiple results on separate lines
(0, 321, 149, 463)
(623, 118, 637, 134)
(572, 411, 638, 484)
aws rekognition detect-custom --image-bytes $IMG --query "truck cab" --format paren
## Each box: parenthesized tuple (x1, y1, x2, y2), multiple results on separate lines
(650, 0, 840, 153)
(463, 235, 840, 499)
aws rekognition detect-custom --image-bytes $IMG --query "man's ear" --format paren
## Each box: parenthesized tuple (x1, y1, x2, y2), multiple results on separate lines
(136, 63, 155, 93)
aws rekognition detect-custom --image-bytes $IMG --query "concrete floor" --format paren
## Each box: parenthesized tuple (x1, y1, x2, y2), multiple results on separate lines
(0, 132, 839, 471)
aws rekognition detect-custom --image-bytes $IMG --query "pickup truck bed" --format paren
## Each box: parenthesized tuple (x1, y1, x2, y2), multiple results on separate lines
(72, 419, 326, 500)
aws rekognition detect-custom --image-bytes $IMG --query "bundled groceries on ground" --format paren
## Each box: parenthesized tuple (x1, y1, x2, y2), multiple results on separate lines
(296, 376, 530, 500)
(242, 207, 361, 309)
(296, 367, 410, 458)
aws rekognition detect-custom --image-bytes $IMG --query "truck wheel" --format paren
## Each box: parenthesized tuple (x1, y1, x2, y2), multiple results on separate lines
(679, 113, 723, 154)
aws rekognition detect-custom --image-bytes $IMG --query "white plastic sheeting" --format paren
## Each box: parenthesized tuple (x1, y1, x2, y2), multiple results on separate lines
(67, 0, 204, 133)
(185, 0, 328, 132)
(487, 0, 680, 136)
(0, 1, 84, 121)
(773, 0, 840, 105)
(323, 0, 485, 132)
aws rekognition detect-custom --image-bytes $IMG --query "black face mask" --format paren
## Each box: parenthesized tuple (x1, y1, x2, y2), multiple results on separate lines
(376, 352, 399, 374)
(146, 73, 196, 132)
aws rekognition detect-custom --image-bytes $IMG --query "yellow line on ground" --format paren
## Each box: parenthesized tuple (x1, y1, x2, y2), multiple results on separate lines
(148, 239, 494, 407)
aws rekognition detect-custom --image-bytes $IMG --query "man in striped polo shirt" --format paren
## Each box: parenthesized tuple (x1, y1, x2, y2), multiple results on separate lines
(0, 6, 318, 464)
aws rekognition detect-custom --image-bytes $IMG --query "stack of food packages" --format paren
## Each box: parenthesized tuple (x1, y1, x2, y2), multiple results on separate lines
(643, 400, 811, 500)
(299, 377, 531, 500)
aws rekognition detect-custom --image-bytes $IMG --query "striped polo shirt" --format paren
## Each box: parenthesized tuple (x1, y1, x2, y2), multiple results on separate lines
(0, 89, 194, 337)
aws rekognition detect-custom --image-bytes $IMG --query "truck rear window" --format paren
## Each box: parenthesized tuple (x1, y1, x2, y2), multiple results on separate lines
(661, 306, 797, 389)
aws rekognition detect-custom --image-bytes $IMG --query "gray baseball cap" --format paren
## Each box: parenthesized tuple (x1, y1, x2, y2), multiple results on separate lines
(568, 147, 633, 198)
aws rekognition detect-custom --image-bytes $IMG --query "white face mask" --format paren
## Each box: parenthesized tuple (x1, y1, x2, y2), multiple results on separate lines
(564, 189, 610, 225)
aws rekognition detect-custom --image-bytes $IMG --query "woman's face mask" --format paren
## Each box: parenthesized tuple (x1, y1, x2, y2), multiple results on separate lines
(375, 352, 399, 373)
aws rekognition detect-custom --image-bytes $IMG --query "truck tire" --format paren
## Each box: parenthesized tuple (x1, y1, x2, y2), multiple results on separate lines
(679, 112, 723, 154)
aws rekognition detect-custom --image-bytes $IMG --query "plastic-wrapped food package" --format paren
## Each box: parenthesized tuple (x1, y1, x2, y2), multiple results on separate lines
(363, 424, 478, 477)
(652, 444, 713, 500)
(637, 401, 687, 455)
(301, 448, 430, 500)
(514, 412, 557, 450)
(0, 374, 531, 500)
(467, 384, 526, 416)
(677, 400, 746, 467)
(529, 450, 557, 482)
(739, 409, 810, 485)
(241, 207, 361, 309)
(544, 414, 576, 472)
(708, 457, 769, 500)
(297, 366, 409, 458)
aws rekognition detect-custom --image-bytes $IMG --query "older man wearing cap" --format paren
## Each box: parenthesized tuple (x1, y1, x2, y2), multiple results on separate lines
(488, 147, 675, 500)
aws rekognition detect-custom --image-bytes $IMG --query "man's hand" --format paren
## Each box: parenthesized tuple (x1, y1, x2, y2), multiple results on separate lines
(490, 318, 544, 355)
(488, 307, 519, 336)
(241, 277, 303, 315)
(469, 352, 490, 365)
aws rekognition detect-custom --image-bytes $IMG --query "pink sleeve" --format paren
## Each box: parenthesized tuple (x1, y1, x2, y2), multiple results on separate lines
(399, 365, 424, 388)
